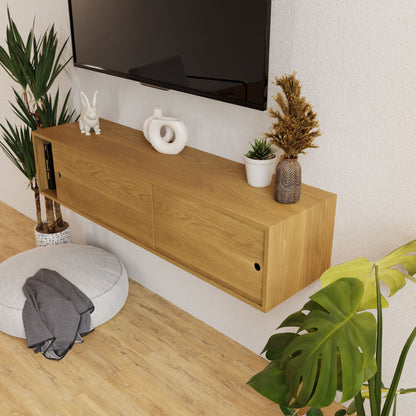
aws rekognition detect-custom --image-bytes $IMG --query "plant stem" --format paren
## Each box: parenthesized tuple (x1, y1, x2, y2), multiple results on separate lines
(368, 378, 378, 416)
(392, 394, 397, 416)
(54, 201, 63, 227)
(374, 265, 383, 413)
(30, 179, 42, 228)
(381, 326, 416, 416)
(45, 196, 55, 233)
(354, 392, 366, 416)
(367, 265, 383, 416)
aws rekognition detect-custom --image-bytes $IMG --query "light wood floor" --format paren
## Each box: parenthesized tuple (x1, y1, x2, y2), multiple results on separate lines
(0, 201, 343, 416)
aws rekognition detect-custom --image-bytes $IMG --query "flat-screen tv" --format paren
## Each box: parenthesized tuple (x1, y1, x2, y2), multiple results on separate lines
(68, 0, 271, 110)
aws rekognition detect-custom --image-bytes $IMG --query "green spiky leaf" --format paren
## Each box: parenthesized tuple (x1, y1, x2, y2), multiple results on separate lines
(0, 121, 35, 181)
(0, 10, 71, 100)
(245, 138, 276, 160)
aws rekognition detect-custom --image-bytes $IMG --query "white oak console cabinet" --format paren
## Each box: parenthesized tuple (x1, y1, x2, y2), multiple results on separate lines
(33, 119, 337, 312)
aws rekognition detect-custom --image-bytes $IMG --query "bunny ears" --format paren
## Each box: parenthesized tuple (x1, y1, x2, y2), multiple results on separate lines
(80, 90, 98, 107)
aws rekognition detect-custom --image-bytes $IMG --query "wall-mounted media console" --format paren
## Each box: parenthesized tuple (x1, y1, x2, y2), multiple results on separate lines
(33, 119, 336, 312)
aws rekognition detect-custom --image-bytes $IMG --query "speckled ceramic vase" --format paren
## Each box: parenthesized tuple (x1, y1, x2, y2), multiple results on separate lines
(34, 222, 72, 247)
(274, 157, 301, 204)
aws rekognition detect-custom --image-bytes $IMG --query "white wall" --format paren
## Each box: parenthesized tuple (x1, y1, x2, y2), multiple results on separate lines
(1, 0, 415, 412)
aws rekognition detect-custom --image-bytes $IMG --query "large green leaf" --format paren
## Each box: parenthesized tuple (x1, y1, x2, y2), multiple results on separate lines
(247, 278, 377, 410)
(281, 278, 377, 408)
(321, 240, 416, 310)
(247, 360, 291, 406)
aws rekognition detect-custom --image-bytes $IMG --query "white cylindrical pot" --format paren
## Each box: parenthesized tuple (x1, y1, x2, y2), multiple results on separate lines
(244, 156, 276, 187)
(34, 223, 72, 247)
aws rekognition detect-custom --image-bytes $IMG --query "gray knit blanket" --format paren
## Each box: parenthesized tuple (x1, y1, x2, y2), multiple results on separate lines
(22, 268, 94, 360)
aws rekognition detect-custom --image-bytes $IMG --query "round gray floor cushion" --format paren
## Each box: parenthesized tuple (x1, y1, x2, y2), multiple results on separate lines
(0, 244, 129, 338)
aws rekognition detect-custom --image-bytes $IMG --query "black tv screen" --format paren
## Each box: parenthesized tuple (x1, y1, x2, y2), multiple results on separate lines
(68, 0, 271, 110)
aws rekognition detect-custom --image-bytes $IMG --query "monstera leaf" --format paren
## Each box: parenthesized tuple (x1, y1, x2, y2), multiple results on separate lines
(247, 360, 291, 405)
(282, 278, 377, 407)
(248, 278, 377, 409)
(247, 332, 296, 405)
(321, 240, 416, 310)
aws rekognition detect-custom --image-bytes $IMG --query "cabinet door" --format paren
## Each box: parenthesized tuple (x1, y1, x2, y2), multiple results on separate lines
(153, 187, 265, 305)
(53, 144, 154, 248)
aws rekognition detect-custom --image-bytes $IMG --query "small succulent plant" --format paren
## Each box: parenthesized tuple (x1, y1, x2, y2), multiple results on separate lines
(245, 138, 276, 160)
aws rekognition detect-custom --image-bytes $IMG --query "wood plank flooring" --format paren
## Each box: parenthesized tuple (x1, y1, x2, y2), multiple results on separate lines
(0, 201, 344, 416)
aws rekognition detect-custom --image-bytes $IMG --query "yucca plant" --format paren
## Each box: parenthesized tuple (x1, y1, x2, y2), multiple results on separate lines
(0, 9, 77, 233)
(248, 240, 416, 416)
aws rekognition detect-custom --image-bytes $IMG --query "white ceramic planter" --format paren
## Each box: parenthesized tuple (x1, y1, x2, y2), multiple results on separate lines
(34, 223, 72, 247)
(244, 155, 276, 187)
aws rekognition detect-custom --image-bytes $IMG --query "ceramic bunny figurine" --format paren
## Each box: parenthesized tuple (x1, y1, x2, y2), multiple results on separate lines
(79, 91, 100, 136)
(143, 107, 187, 154)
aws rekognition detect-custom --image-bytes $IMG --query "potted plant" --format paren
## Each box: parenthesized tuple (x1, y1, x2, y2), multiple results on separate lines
(244, 138, 276, 187)
(247, 240, 416, 416)
(265, 72, 321, 204)
(0, 10, 77, 246)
